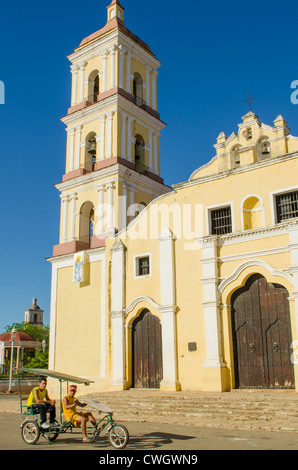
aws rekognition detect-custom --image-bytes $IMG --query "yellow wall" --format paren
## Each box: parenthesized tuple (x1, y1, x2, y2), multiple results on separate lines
(54, 261, 102, 377)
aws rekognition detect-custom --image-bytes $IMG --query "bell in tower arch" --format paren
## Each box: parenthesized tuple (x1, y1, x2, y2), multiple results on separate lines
(261, 140, 270, 155)
(88, 139, 96, 155)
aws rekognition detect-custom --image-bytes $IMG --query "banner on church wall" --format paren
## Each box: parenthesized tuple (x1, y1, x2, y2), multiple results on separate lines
(73, 252, 85, 283)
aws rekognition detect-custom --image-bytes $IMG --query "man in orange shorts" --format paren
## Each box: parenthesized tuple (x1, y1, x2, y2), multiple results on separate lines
(62, 384, 97, 442)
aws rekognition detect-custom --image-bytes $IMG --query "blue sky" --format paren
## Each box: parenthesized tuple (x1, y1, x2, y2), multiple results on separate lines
(0, 0, 298, 332)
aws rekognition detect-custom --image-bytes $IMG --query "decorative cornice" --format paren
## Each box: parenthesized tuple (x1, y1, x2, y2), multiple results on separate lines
(216, 221, 294, 245)
(183, 151, 298, 188)
(196, 221, 297, 248)
(62, 90, 165, 130)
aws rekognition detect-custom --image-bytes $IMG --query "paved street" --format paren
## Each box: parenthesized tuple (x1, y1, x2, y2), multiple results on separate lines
(1, 408, 298, 451)
(2, 390, 298, 456)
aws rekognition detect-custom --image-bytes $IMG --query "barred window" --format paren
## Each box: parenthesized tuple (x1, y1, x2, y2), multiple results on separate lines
(211, 206, 232, 235)
(276, 191, 298, 223)
(137, 256, 150, 276)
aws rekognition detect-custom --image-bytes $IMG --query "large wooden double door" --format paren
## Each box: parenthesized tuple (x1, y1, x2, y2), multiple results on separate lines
(132, 309, 163, 388)
(231, 274, 294, 389)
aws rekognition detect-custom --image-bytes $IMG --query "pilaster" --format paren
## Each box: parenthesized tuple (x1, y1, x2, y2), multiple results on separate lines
(110, 239, 127, 389)
(288, 221, 298, 358)
(199, 236, 225, 368)
(158, 227, 180, 391)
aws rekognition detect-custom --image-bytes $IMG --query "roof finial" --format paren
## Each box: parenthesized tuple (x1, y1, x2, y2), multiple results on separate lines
(243, 91, 257, 112)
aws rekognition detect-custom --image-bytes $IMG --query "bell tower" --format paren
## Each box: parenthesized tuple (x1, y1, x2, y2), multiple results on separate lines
(53, 0, 170, 256)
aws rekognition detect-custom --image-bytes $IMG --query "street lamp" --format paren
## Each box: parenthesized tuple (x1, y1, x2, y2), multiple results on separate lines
(42, 338, 46, 353)
(7, 327, 17, 393)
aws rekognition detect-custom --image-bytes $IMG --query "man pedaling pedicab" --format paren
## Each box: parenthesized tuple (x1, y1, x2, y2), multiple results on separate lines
(62, 384, 97, 442)
(26, 376, 60, 429)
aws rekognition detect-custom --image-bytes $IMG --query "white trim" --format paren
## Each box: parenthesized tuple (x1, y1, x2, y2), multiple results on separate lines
(124, 296, 162, 316)
(68, 32, 161, 73)
(61, 93, 165, 132)
(183, 152, 298, 189)
(218, 245, 289, 263)
(218, 259, 293, 295)
(203, 221, 290, 246)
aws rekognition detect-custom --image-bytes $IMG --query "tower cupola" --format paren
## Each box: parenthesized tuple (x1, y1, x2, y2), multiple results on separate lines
(107, 0, 124, 22)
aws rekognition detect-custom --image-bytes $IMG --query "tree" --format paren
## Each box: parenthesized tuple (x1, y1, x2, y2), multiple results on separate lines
(25, 349, 49, 369)
(4, 322, 49, 369)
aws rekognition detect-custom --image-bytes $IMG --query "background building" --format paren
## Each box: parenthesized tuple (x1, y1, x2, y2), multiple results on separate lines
(24, 298, 44, 327)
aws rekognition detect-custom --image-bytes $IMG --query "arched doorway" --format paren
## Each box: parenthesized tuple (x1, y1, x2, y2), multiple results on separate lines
(231, 274, 295, 389)
(132, 309, 162, 388)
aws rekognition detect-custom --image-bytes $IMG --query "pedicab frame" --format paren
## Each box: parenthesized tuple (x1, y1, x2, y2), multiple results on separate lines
(17, 368, 129, 448)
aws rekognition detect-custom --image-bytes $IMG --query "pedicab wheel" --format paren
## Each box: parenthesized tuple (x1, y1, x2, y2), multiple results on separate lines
(108, 424, 129, 449)
(21, 420, 40, 445)
(45, 429, 59, 442)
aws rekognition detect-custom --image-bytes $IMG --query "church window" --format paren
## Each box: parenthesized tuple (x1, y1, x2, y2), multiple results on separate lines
(79, 201, 94, 247)
(276, 191, 298, 223)
(87, 70, 100, 104)
(135, 134, 146, 173)
(133, 73, 144, 106)
(211, 206, 232, 235)
(134, 254, 151, 277)
(85, 132, 97, 172)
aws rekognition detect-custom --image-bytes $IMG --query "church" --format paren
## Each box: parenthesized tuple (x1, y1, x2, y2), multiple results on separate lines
(48, 0, 298, 393)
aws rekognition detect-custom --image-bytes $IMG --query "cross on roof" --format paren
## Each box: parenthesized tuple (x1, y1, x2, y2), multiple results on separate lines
(243, 92, 257, 111)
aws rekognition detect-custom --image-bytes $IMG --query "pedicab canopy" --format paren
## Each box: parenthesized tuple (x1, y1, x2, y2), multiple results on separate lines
(18, 368, 94, 386)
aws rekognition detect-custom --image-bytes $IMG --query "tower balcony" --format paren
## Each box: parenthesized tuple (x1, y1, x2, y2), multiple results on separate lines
(66, 87, 160, 120)
(62, 156, 163, 184)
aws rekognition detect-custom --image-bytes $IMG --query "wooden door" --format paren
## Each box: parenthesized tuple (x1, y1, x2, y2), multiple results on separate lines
(231, 274, 294, 389)
(132, 309, 162, 388)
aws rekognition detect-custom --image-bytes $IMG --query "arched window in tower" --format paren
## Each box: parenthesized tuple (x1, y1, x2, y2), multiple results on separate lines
(257, 137, 271, 161)
(230, 145, 241, 169)
(85, 131, 97, 172)
(133, 73, 144, 106)
(79, 201, 94, 247)
(135, 134, 146, 173)
(87, 70, 100, 104)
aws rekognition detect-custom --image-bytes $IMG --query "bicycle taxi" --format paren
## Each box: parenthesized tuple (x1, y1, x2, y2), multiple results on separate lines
(17, 368, 129, 448)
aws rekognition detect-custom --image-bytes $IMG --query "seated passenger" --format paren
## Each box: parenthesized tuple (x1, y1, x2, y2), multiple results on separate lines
(62, 384, 97, 442)
(27, 376, 59, 429)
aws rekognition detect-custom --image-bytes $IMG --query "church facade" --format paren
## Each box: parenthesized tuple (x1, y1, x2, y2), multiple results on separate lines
(48, 0, 298, 393)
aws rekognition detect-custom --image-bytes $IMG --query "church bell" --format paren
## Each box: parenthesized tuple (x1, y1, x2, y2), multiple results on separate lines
(261, 141, 270, 155)
(88, 141, 96, 155)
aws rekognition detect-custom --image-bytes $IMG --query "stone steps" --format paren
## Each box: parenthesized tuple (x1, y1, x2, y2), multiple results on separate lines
(2, 388, 298, 432)
(82, 389, 298, 432)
